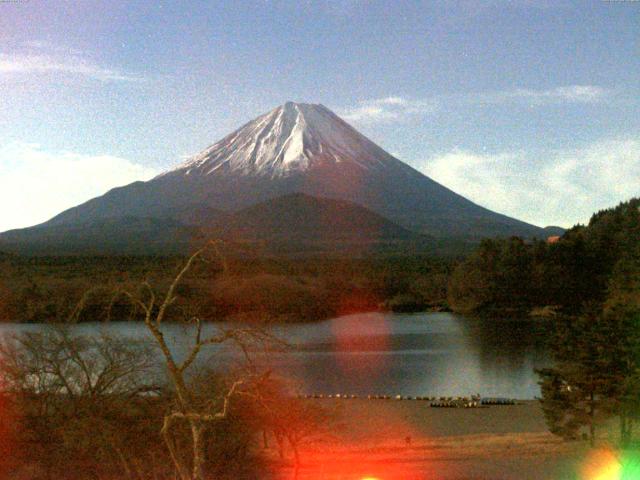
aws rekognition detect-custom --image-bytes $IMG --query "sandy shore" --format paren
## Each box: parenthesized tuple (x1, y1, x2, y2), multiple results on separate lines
(325, 399, 549, 438)
(269, 399, 606, 479)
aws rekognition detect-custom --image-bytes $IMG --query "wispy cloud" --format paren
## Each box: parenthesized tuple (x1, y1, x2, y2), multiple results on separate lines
(20, 40, 83, 55)
(0, 42, 143, 82)
(478, 85, 609, 105)
(0, 142, 159, 232)
(373, 96, 408, 106)
(339, 104, 400, 123)
(339, 96, 436, 123)
(340, 85, 611, 124)
(419, 137, 640, 227)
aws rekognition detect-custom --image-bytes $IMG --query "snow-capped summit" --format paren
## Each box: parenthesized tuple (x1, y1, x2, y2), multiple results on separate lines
(165, 102, 395, 178)
(15, 101, 547, 242)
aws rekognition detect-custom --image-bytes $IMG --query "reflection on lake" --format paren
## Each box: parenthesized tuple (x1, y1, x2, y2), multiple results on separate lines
(0, 312, 551, 399)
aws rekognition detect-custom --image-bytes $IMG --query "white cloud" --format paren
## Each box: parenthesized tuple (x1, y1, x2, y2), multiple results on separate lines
(371, 96, 407, 106)
(0, 42, 142, 82)
(537, 85, 607, 103)
(0, 142, 159, 232)
(482, 85, 609, 105)
(340, 104, 400, 122)
(420, 137, 640, 227)
(0, 53, 142, 82)
(20, 41, 84, 56)
(340, 85, 610, 124)
(339, 96, 436, 123)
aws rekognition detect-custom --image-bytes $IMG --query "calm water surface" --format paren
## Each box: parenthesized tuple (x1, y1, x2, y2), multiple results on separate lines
(0, 312, 551, 399)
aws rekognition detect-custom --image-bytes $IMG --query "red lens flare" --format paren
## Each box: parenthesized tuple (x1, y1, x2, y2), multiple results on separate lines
(330, 312, 390, 379)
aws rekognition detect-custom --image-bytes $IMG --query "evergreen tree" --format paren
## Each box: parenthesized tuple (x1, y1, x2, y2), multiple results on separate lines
(447, 237, 537, 315)
(448, 197, 640, 316)
(536, 311, 622, 446)
(604, 243, 640, 446)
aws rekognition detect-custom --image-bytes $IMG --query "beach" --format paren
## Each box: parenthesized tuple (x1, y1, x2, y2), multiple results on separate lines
(270, 399, 600, 479)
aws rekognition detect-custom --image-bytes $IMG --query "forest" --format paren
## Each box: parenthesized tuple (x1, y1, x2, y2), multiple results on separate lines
(448, 197, 640, 318)
(0, 251, 453, 324)
(446, 198, 640, 446)
(1, 198, 638, 325)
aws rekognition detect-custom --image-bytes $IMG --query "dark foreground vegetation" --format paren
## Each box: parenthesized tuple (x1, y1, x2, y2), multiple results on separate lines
(0, 247, 337, 480)
(0, 328, 333, 480)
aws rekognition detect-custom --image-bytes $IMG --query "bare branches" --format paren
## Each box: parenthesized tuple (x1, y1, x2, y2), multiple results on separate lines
(119, 240, 285, 480)
(113, 239, 301, 480)
(0, 326, 161, 417)
(2, 240, 288, 480)
(155, 243, 213, 326)
(178, 321, 224, 374)
(215, 378, 247, 420)
(161, 414, 191, 480)
(0, 327, 171, 480)
(67, 286, 100, 324)
(122, 290, 150, 318)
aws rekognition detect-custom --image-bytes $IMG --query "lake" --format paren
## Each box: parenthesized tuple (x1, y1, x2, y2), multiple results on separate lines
(0, 312, 552, 399)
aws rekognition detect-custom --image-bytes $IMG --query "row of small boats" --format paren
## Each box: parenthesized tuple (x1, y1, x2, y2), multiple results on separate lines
(296, 393, 517, 407)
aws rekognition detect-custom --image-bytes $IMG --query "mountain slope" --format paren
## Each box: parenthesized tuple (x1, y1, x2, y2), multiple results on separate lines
(163, 101, 399, 178)
(0, 194, 432, 256)
(208, 193, 417, 242)
(0, 217, 199, 255)
(2, 101, 548, 254)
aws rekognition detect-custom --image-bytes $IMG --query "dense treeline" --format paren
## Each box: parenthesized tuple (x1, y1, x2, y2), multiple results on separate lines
(536, 226, 640, 446)
(448, 198, 640, 317)
(0, 253, 453, 323)
(447, 198, 640, 445)
(3, 198, 636, 324)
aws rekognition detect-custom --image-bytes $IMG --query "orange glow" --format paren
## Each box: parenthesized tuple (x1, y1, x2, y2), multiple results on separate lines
(282, 396, 434, 480)
(579, 448, 640, 480)
(336, 291, 381, 317)
(330, 312, 390, 379)
(582, 449, 621, 480)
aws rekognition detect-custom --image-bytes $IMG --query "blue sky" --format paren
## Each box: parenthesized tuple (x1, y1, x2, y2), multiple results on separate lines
(1, 0, 638, 231)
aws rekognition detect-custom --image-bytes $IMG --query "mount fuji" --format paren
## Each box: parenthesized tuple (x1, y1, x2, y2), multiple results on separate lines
(1, 102, 549, 255)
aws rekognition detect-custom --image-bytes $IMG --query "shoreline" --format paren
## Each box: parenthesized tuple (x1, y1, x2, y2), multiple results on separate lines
(268, 399, 602, 479)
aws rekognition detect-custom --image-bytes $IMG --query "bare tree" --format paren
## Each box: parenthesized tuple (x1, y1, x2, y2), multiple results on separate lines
(0, 327, 164, 480)
(122, 241, 281, 480)
(254, 379, 336, 476)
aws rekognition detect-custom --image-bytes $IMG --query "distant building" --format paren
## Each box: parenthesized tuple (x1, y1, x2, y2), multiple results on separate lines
(547, 236, 561, 244)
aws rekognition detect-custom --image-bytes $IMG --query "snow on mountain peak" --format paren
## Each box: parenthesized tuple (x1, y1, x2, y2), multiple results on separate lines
(165, 102, 396, 178)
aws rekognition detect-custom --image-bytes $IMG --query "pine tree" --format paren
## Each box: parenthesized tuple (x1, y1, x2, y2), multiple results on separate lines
(537, 311, 621, 446)
(604, 243, 640, 446)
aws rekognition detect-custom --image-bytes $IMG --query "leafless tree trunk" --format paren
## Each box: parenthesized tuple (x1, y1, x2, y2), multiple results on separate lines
(123, 241, 278, 480)
(589, 390, 596, 447)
